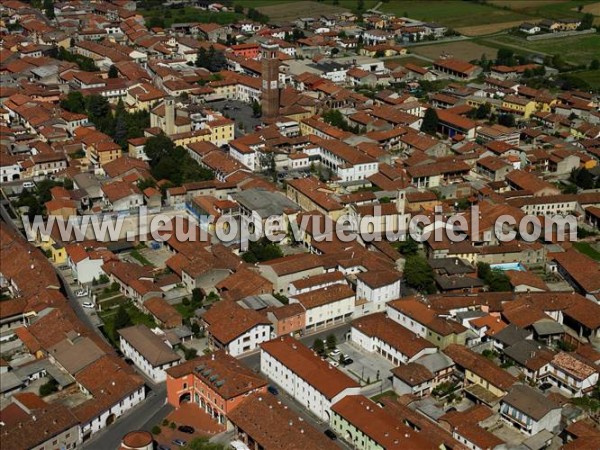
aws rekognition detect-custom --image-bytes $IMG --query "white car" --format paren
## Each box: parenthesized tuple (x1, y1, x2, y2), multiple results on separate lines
(329, 360, 339, 367)
(330, 349, 341, 357)
(82, 301, 94, 309)
(76, 290, 88, 297)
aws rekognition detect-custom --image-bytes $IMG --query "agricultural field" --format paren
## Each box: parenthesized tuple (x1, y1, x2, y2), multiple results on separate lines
(411, 40, 499, 62)
(456, 19, 540, 36)
(480, 33, 600, 66)
(379, 0, 530, 28)
(256, 1, 350, 22)
(570, 70, 600, 89)
(386, 56, 432, 67)
(140, 6, 240, 27)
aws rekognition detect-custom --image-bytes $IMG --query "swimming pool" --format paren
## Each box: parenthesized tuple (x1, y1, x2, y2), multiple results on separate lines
(490, 262, 526, 271)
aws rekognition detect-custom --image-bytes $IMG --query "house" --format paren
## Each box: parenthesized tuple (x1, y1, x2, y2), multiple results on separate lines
(118, 324, 181, 383)
(66, 244, 110, 285)
(202, 300, 272, 357)
(355, 270, 401, 313)
(351, 313, 437, 366)
(330, 395, 441, 450)
(101, 180, 143, 211)
(228, 392, 338, 450)
(552, 249, 600, 301)
(519, 22, 541, 34)
(392, 352, 455, 397)
(433, 58, 481, 80)
(386, 298, 469, 349)
(500, 384, 561, 435)
(143, 297, 182, 329)
(444, 344, 517, 405)
(260, 336, 361, 421)
(505, 170, 561, 196)
(289, 284, 355, 332)
(548, 352, 599, 396)
(165, 350, 268, 425)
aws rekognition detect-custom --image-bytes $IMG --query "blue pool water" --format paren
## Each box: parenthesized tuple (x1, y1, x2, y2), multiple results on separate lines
(490, 262, 526, 271)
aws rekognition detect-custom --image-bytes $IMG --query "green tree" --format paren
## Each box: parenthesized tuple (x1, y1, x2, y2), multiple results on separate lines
(590, 59, 600, 71)
(151, 425, 161, 435)
(496, 48, 515, 66)
(192, 288, 204, 304)
(60, 91, 86, 114)
(420, 108, 438, 136)
(39, 378, 58, 396)
(242, 238, 283, 263)
(404, 255, 435, 293)
(108, 65, 118, 78)
(326, 334, 337, 350)
(114, 304, 132, 331)
(312, 338, 325, 355)
(43, 0, 55, 19)
(498, 113, 516, 127)
(578, 13, 594, 30)
(396, 236, 419, 255)
(185, 436, 226, 450)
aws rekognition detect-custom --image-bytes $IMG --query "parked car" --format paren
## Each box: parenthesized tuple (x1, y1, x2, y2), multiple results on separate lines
(329, 360, 339, 367)
(267, 385, 279, 395)
(341, 358, 353, 366)
(329, 349, 341, 357)
(22, 181, 35, 189)
(172, 439, 187, 447)
(76, 289, 88, 297)
(158, 445, 171, 450)
(324, 429, 337, 440)
(177, 425, 194, 434)
(82, 301, 94, 309)
(539, 382, 552, 392)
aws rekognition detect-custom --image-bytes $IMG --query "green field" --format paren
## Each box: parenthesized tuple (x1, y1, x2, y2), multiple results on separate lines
(379, 0, 530, 27)
(385, 56, 432, 67)
(480, 33, 600, 66)
(492, 0, 598, 19)
(574, 242, 600, 261)
(571, 70, 600, 89)
(140, 7, 241, 27)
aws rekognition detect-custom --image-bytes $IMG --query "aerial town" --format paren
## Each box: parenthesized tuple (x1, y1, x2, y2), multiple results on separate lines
(0, 0, 600, 449)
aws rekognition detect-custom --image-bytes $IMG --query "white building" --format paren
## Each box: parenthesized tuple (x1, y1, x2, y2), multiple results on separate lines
(548, 352, 599, 397)
(118, 324, 181, 383)
(355, 270, 401, 313)
(260, 336, 360, 421)
(66, 244, 105, 285)
(350, 313, 437, 366)
(202, 300, 273, 357)
(289, 284, 355, 332)
(500, 384, 561, 435)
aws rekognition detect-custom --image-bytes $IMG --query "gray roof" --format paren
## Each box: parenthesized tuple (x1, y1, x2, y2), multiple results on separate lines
(31, 65, 59, 78)
(504, 340, 547, 366)
(232, 189, 300, 218)
(237, 294, 283, 311)
(493, 324, 531, 347)
(13, 358, 74, 387)
(414, 352, 454, 374)
(502, 384, 559, 420)
(532, 320, 564, 336)
(0, 372, 23, 394)
(48, 336, 105, 375)
(523, 430, 555, 450)
(429, 257, 475, 275)
(118, 325, 181, 367)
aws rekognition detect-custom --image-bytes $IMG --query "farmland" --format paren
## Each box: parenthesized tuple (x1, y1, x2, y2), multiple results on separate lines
(479, 33, 600, 66)
(140, 6, 240, 27)
(256, 1, 349, 22)
(411, 41, 499, 63)
(570, 70, 600, 89)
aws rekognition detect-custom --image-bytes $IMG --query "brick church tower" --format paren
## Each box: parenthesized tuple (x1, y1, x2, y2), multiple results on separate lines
(261, 42, 280, 119)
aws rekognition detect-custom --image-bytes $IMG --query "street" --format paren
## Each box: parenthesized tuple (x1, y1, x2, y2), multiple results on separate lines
(83, 384, 172, 450)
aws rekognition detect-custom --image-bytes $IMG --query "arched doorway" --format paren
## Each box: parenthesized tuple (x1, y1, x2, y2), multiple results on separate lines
(105, 413, 116, 427)
(179, 393, 191, 405)
(346, 430, 353, 442)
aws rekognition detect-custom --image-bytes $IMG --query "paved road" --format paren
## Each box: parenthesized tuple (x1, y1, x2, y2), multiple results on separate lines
(84, 384, 171, 450)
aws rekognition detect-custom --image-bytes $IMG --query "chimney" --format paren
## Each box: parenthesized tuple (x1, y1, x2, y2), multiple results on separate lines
(212, 353, 215, 361)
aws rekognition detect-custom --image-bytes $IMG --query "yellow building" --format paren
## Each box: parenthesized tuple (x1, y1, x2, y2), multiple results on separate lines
(501, 95, 537, 119)
(88, 141, 123, 167)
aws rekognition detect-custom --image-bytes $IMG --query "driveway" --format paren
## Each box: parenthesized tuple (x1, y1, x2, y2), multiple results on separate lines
(335, 341, 396, 386)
